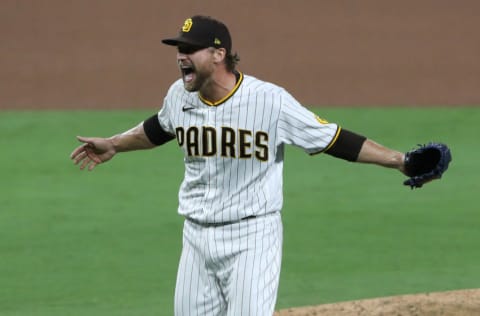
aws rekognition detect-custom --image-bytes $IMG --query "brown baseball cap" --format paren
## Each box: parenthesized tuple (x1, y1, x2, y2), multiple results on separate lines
(162, 15, 232, 53)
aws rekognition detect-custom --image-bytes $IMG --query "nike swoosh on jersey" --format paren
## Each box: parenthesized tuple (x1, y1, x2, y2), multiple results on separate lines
(182, 106, 195, 112)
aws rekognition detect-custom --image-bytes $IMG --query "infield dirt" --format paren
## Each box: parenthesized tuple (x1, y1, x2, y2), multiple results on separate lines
(275, 289, 480, 316)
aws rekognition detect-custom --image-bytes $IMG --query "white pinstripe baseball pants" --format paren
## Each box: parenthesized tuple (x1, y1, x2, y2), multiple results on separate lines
(174, 213, 283, 316)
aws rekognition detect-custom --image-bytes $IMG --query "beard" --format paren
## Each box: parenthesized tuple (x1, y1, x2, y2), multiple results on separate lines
(181, 63, 213, 92)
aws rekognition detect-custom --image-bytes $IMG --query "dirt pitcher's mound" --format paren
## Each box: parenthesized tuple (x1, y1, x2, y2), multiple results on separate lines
(275, 289, 480, 316)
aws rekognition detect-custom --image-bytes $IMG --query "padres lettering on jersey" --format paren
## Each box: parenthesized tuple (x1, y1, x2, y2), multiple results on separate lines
(156, 73, 339, 223)
(175, 126, 268, 161)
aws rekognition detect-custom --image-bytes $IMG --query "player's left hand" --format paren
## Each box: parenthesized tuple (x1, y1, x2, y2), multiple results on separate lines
(403, 142, 452, 189)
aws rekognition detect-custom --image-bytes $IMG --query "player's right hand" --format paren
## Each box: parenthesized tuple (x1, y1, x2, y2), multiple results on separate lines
(70, 136, 116, 171)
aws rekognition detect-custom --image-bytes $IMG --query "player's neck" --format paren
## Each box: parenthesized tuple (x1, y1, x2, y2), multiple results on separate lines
(199, 70, 237, 105)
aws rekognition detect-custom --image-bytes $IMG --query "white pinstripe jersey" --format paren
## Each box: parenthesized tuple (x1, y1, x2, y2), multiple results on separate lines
(157, 72, 340, 224)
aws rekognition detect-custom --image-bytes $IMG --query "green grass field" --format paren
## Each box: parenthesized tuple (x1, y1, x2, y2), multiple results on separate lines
(1, 107, 478, 315)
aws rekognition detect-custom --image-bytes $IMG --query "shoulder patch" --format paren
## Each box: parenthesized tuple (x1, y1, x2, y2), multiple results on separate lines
(315, 115, 329, 124)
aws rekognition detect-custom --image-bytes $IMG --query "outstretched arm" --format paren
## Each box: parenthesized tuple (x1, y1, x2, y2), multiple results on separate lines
(356, 139, 406, 175)
(325, 128, 451, 188)
(325, 128, 406, 175)
(70, 123, 156, 171)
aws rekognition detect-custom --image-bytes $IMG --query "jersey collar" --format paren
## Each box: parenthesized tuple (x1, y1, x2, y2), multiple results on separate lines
(199, 71, 243, 106)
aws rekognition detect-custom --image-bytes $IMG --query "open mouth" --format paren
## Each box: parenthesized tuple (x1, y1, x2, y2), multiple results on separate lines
(181, 66, 195, 83)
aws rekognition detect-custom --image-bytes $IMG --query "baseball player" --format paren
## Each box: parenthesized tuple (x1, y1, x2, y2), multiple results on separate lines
(70, 15, 410, 315)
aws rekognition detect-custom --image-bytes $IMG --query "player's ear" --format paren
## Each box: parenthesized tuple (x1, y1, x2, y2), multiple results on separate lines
(212, 48, 226, 64)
